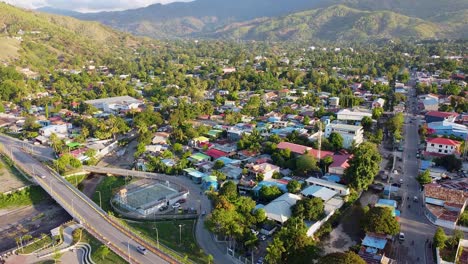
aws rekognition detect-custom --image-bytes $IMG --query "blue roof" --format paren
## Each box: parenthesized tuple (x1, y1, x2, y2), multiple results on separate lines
(323, 175, 341, 183)
(362, 235, 387, 249)
(395, 210, 401, 217)
(216, 156, 235, 165)
(425, 197, 445, 206)
(252, 180, 287, 193)
(376, 199, 397, 208)
(420, 160, 432, 171)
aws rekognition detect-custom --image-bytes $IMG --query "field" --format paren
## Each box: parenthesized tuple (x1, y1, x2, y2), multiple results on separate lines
(0, 37, 20, 62)
(92, 176, 127, 212)
(0, 156, 30, 193)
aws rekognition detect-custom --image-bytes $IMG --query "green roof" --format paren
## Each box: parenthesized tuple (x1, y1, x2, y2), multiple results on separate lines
(66, 142, 81, 148)
(206, 130, 223, 137)
(190, 153, 210, 161)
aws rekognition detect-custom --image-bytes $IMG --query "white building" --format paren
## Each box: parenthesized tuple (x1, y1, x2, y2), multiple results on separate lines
(305, 177, 350, 196)
(372, 98, 385, 109)
(84, 96, 141, 113)
(39, 124, 69, 137)
(336, 108, 372, 121)
(263, 193, 302, 224)
(328, 97, 340, 107)
(425, 137, 461, 156)
(324, 123, 364, 148)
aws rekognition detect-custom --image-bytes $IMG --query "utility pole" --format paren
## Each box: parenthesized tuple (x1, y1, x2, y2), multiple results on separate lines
(179, 224, 182, 245)
(318, 122, 322, 160)
(96, 191, 102, 208)
(127, 239, 131, 264)
(153, 211, 159, 248)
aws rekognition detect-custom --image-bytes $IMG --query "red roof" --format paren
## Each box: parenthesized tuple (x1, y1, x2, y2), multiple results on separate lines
(306, 148, 333, 159)
(426, 137, 461, 146)
(277, 142, 311, 155)
(204, 149, 228, 159)
(426, 111, 458, 118)
(329, 154, 351, 169)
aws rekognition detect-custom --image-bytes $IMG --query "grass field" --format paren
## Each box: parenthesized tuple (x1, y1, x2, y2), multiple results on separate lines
(0, 37, 20, 61)
(92, 176, 127, 212)
(127, 219, 208, 263)
(0, 186, 50, 209)
(64, 174, 88, 190)
(21, 235, 53, 254)
(0, 155, 31, 193)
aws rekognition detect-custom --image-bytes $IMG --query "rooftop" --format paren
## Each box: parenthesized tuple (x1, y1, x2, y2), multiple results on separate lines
(424, 183, 468, 206)
(84, 96, 140, 105)
(263, 193, 302, 224)
(327, 123, 363, 132)
(301, 185, 337, 201)
(277, 142, 311, 155)
(426, 111, 459, 118)
(426, 137, 461, 146)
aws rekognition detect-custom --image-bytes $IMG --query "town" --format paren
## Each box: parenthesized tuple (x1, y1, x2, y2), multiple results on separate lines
(0, 2, 467, 264)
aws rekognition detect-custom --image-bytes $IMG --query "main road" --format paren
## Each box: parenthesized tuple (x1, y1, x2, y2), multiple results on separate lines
(0, 135, 176, 264)
(392, 85, 435, 263)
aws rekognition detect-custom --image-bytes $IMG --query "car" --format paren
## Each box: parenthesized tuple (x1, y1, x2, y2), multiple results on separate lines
(201, 210, 206, 216)
(399, 178, 403, 184)
(136, 245, 147, 255)
(416, 153, 420, 158)
(251, 229, 259, 235)
(40, 175, 46, 179)
(172, 203, 181, 209)
(393, 169, 398, 174)
(413, 196, 419, 202)
(259, 235, 267, 241)
(177, 198, 186, 204)
(398, 232, 405, 241)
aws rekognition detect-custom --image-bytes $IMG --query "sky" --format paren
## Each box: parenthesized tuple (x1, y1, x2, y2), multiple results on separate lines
(3, 0, 192, 12)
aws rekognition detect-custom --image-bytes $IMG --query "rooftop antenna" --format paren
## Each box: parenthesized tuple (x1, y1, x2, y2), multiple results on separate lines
(318, 122, 322, 160)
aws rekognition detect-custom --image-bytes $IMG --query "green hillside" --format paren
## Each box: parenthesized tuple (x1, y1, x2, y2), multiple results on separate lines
(207, 5, 465, 42)
(0, 3, 141, 70)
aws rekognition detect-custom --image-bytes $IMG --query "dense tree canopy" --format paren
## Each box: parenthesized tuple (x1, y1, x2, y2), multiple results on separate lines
(344, 142, 382, 190)
(363, 207, 399, 235)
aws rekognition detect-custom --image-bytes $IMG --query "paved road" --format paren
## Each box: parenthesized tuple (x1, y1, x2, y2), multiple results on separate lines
(393, 86, 435, 264)
(0, 135, 175, 264)
(83, 165, 235, 264)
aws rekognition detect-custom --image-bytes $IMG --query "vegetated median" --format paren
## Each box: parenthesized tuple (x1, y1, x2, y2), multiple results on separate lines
(73, 228, 127, 264)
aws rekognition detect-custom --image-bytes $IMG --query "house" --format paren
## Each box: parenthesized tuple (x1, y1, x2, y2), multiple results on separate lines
(328, 154, 351, 175)
(324, 123, 364, 148)
(425, 137, 461, 156)
(279, 89, 290, 97)
(152, 132, 170, 145)
(336, 108, 372, 122)
(372, 98, 385, 109)
(276, 142, 333, 159)
(84, 96, 141, 113)
(328, 97, 340, 107)
(263, 193, 302, 224)
(425, 111, 459, 123)
(305, 177, 350, 196)
(189, 136, 210, 148)
(423, 182, 468, 229)
(39, 124, 69, 137)
(247, 162, 280, 180)
(188, 153, 211, 163)
(183, 168, 207, 184)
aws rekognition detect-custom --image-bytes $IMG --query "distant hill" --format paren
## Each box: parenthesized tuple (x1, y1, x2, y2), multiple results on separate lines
(36, 0, 468, 41)
(206, 5, 467, 42)
(0, 3, 141, 69)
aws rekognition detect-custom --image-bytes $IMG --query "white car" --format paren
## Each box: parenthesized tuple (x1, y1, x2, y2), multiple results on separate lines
(172, 203, 181, 209)
(251, 229, 259, 235)
(136, 245, 147, 255)
(399, 178, 403, 184)
(398, 232, 405, 241)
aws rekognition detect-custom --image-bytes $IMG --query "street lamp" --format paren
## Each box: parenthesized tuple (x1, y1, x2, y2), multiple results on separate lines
(153, 211, 159, 248)
(178, 224, 183, 245)
(127, 239, 131, 264)
(96, 191, 102, 208)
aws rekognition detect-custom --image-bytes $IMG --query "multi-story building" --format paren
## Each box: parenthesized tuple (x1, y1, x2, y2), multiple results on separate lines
(425, 137, 461, 156)
(324, 123, 363, 148)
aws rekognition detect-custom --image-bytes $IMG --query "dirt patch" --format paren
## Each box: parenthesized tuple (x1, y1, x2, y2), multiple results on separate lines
(0, 158, 30, 193)
(80, 174, 103, 198)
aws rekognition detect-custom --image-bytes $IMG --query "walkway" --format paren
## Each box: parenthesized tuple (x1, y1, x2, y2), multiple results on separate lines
(37, 224, 81, 258)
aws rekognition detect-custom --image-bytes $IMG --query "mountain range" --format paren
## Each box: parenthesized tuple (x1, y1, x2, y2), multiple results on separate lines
(31, 0, 468, 42)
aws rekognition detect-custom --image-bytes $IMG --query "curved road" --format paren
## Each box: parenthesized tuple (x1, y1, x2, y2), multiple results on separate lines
(0, 135, 176, 264)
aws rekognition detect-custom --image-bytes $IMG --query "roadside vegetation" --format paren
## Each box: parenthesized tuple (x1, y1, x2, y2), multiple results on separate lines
(92, 176, 127, 212)
(20, 234, 53, 254)
(74, 228, 127, 264)
(0, 186, 50, 209)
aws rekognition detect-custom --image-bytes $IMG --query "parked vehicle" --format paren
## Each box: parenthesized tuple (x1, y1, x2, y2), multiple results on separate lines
(172, 203, 181, 209)
(399, 232, 405, 241)
(177, 198, 186, 204)
(413, 196, 419, 202)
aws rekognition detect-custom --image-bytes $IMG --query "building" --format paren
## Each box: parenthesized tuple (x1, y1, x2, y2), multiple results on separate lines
(247, 162, 280, 180)
(263, 193, 302, 224)
(84, 96, 141, 113)
(425, 137, 461, 156)
(423, 182, 468, 229)
(152, 132, 170, 145)
(336, 108, 372, 122)
(324, 123, 364, 148)
(276, 142, 333, 159)
(428, 121, 468, 139)
(305, 177, 350, 196)
(425, 111, 459, 123)
(328, 154, 351, 175)
(372, 98, 385, 109)
(39, 124, 69, 137)
(328, 97, 340, 107)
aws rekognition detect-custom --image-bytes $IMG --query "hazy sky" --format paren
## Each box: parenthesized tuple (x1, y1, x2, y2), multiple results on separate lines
(3, 0, 192, 12)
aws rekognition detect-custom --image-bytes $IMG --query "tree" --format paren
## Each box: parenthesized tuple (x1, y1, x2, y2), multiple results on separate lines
(265, 237, 286, 264)
(433, 227, 447, 249)
(344, 142, 382, 190)
(52, 248, 63, 263)
(207, 254, 214, 264)
(296, 154, 319, 176)
(372, 107, 383, 119)
(219, 181, 238, 201)
(363, 207, 399, 235)
(417, 170, 432, 185)
(95, 245, 110, 260)
(319, 251, 366, 264)
(434, 155, 462, 172)
(212, 170, 227, 182)
(361, 116, 373, 132)
(213, 160, 225, 170)
(259, 185, 282, 202)
(292, 197, 324, 221)
(287, 180, 301, 194)
(329, 132, 344, 150)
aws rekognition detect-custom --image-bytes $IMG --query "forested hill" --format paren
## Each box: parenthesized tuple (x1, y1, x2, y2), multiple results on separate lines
(0, 2, 143, 70)
(206, 5, 468, 42)
(36, 0, 468, 41)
